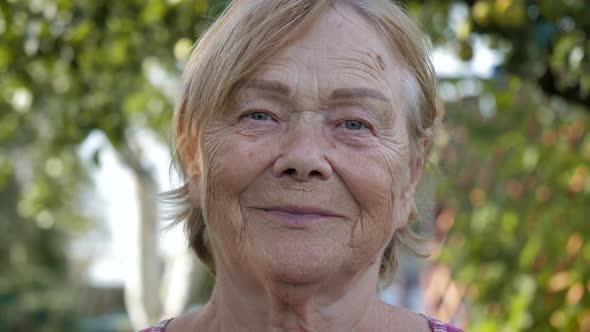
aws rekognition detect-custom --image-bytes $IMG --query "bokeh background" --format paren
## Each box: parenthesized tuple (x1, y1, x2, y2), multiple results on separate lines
(1, 0, 589, 331)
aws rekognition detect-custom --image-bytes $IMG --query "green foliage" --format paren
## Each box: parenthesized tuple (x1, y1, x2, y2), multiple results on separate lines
(459, 0, 588, 106)
(0, 0, 209, 330)
(406, 1, 590, 330)
(437, 76, 589, 331)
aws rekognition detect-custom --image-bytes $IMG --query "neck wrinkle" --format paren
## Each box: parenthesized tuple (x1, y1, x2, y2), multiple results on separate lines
(200, 259, 388, 332)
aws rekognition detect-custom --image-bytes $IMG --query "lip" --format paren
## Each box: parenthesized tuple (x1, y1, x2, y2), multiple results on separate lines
(256, 205, 340, 228)
(264, 205, 339, 216)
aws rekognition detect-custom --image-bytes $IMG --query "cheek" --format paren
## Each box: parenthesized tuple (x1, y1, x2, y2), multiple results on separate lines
(333, 146, 407, 215)
(203, 129, 279, 198)
(329, 142, 411, 250)
(200, 128, 280, 241)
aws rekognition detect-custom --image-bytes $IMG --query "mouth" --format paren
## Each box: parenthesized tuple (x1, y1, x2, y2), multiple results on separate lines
(264, 205, 339, 216)
(255, 205, 340, 228)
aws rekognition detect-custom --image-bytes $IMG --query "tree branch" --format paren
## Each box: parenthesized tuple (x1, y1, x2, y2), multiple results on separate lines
(538, 69, 590, 111)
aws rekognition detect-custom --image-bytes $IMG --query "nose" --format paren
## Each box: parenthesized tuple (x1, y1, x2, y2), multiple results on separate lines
(272, 119, 333, 182)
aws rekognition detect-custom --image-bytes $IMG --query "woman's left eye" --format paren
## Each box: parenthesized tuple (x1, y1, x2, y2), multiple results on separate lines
(247, 112, 272, 121)
(339, 120, 366, 130)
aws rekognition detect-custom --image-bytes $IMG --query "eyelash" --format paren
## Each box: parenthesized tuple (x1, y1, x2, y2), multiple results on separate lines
(241, 110, 277, 122)
(337, 119, 369, 131)
(247, 111, 273, 121)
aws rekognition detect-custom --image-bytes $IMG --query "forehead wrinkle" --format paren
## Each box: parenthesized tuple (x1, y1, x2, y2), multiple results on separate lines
(326, 47, 390, 82)
(332, 63, 388, 91)
(242, 59, 298, 100)
(262, 54, 322, 110)
(331, 87, 389, 102)
(259, 58, 298, 75)
(327, 60, 392, 104)
(240, 78, 290, 96)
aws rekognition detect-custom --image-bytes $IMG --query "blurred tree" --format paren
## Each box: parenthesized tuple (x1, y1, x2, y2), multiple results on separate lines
(407, 0, 589, 109)
(0, 0, 216, 330)
(0, 149, 86, 331)
(436, 77, 589, 331)
(405, 0, 590, 331)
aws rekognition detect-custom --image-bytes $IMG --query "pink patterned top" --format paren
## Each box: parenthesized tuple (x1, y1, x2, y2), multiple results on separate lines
(421, 314, 464, 332)
(139, 315, 464, 332)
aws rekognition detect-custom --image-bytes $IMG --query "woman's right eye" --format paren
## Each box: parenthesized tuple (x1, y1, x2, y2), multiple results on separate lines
(246, 112, 272, 121)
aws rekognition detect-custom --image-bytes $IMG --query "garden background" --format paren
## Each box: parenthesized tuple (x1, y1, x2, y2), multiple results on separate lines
(1, 0, 589, 331)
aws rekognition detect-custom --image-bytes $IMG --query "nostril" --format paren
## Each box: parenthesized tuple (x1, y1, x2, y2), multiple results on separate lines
(309, 170, 322, 177)
(284, 168, 297, 176)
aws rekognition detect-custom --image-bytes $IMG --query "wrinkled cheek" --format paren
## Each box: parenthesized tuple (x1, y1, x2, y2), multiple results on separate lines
(379, 148, 412, 229)
(336, 146, 410, 258)
(202, 179, 243, 259)
(349, 208, 396, 258)
(200, 131, 280, 262)
(200, 137, 249, 259)
(327, 159, 392, 259)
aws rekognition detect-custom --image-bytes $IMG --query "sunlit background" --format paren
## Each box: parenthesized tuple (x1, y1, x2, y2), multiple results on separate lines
(1, 0, 589, 331)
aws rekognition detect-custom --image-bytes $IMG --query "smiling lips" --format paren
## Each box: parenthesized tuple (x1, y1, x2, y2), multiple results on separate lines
(259, 205, 340, 228)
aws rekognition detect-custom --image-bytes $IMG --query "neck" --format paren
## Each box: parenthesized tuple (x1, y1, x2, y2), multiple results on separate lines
(196, 262, 392, 332)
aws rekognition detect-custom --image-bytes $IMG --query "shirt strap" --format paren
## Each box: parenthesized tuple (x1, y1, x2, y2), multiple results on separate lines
(420, 313, 465, 332)
(137, 318, 174, 332)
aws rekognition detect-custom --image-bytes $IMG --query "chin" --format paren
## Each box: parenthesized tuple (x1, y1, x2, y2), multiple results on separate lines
(256, 239, 345, 285)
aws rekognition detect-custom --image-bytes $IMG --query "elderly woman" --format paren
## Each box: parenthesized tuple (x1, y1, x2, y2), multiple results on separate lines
(141, 0, 462, 331)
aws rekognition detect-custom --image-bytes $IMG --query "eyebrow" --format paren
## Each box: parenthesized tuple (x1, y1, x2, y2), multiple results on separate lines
(241, 79, 390, 103)
(241, 79, 291, 96)
(331, 87, 390, 102)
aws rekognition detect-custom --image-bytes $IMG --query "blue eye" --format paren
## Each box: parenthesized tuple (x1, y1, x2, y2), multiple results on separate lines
(341, 120, 366, 130)
(247, 112, 272, 121)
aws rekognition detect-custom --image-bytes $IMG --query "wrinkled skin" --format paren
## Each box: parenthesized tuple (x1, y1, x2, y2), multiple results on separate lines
(170, 3, 429, 332)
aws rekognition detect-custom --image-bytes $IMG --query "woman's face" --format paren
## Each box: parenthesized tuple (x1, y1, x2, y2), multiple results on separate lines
(198, 4, 423, 284)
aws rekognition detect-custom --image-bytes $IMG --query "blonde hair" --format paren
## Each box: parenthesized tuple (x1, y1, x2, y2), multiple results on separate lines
(165, 0, 439, 283)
